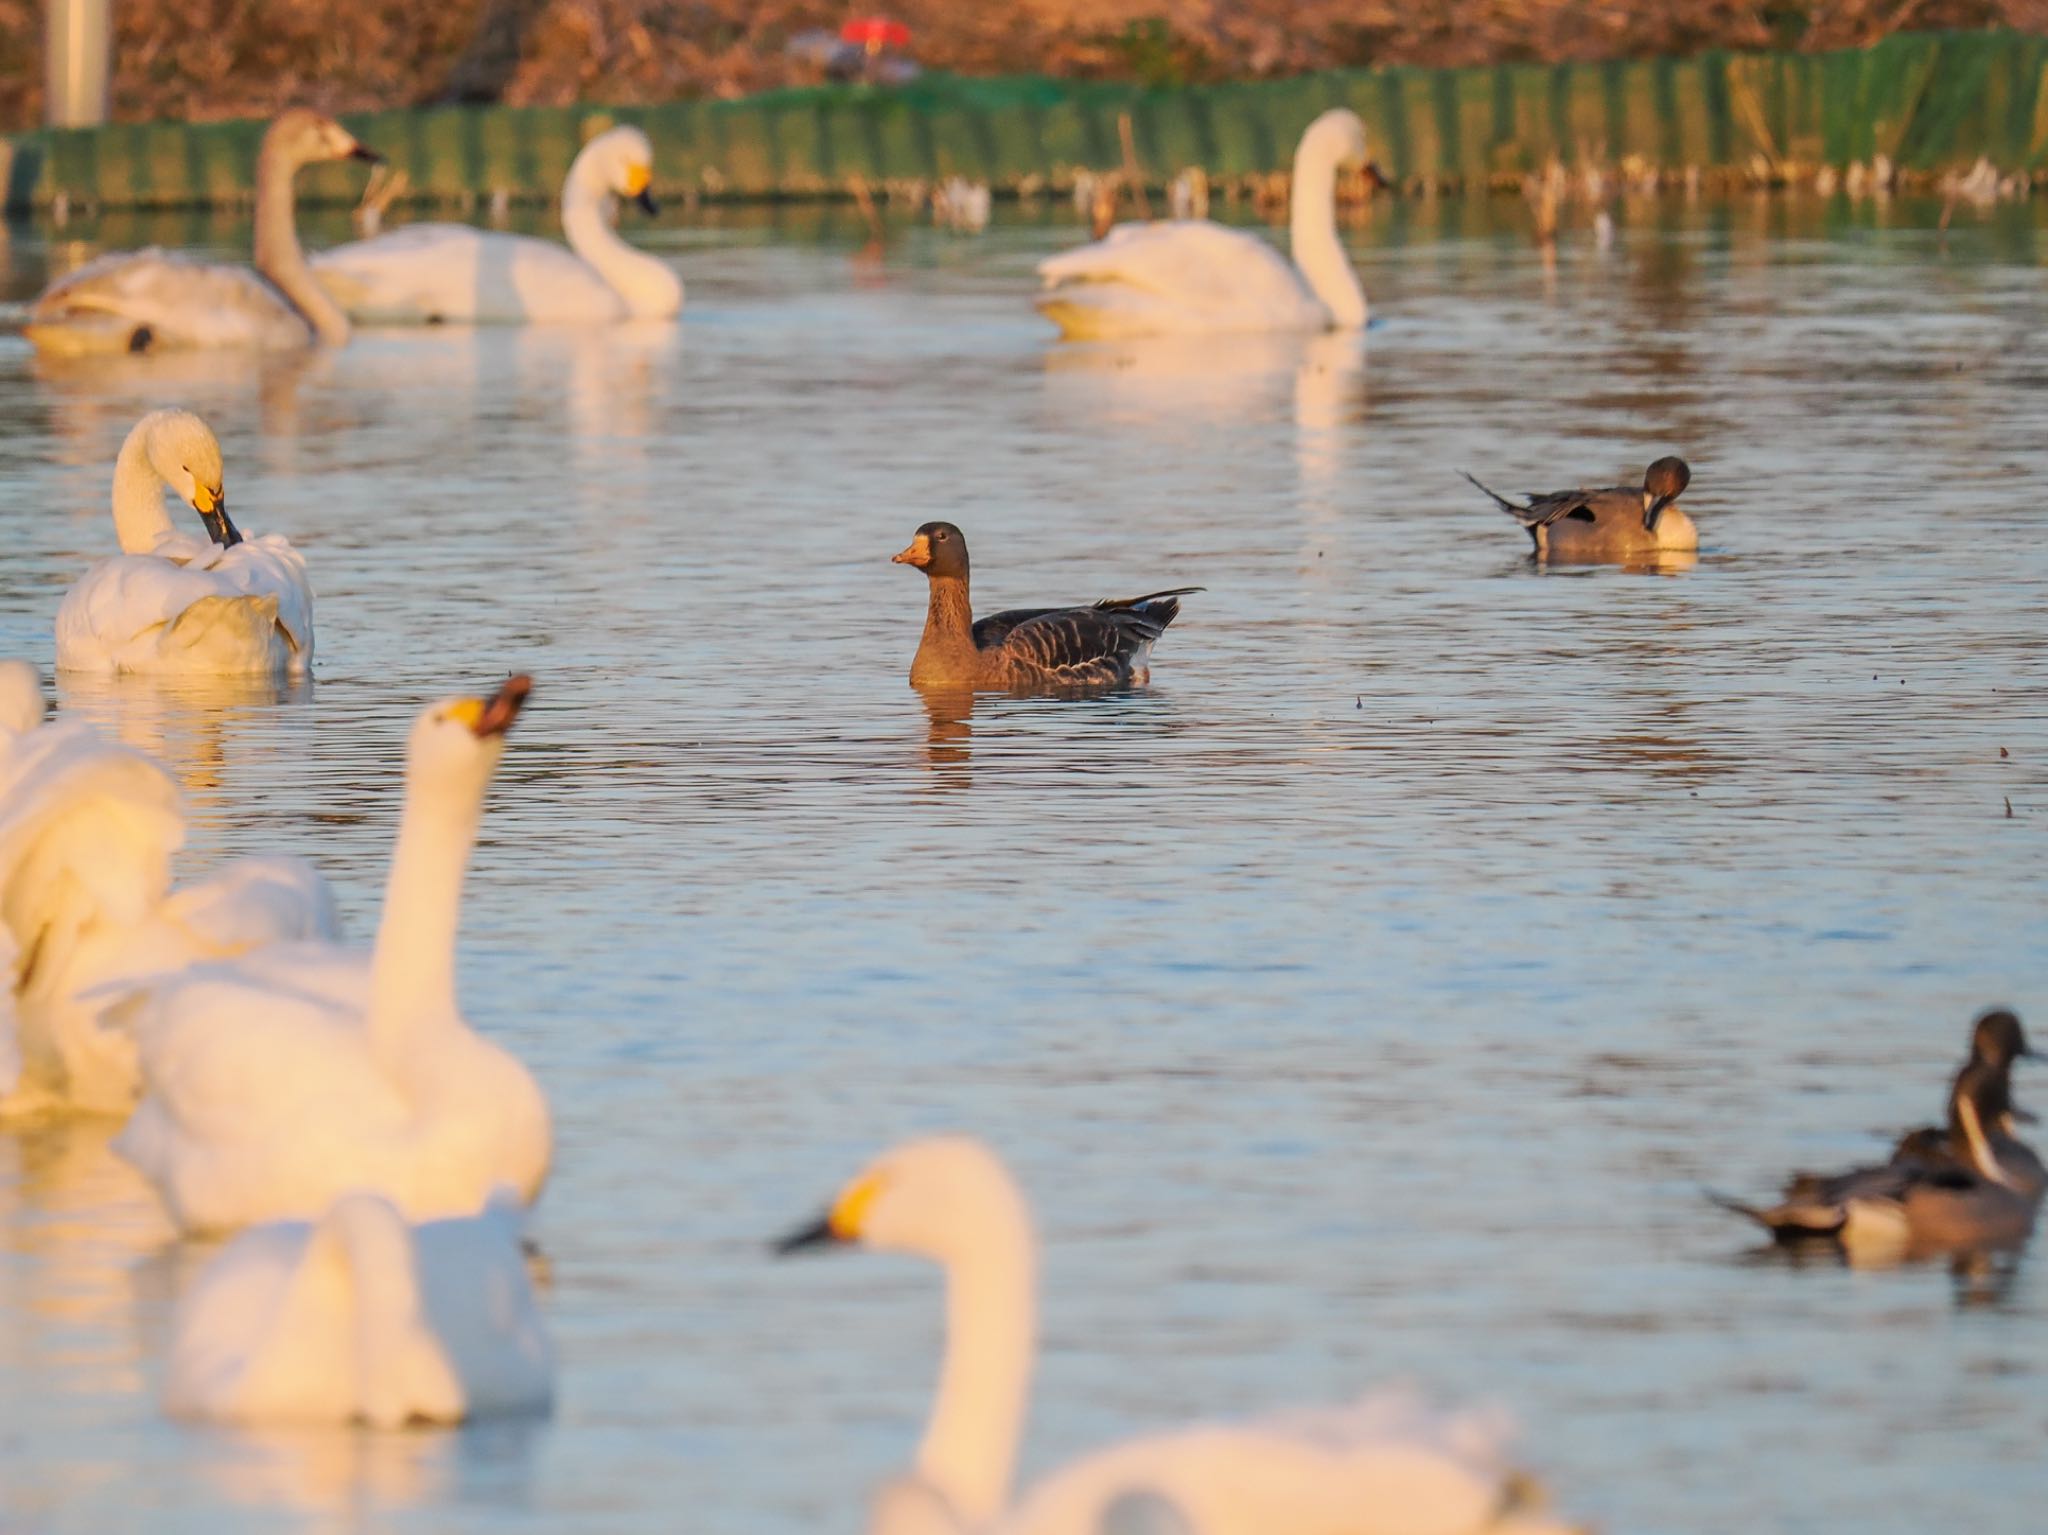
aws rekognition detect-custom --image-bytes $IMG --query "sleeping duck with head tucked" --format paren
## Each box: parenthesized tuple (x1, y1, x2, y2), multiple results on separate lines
(891, 522, 1197, 692)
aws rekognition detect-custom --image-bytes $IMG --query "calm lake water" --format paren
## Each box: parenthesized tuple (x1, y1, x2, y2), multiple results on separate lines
(0, 191, 2045, 1534)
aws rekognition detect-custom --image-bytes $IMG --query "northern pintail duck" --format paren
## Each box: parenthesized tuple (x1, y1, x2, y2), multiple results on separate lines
(1465, 456, 1697, 561)
(1715, 1009, 2042, 1255)
(892, 522, 1197, 690)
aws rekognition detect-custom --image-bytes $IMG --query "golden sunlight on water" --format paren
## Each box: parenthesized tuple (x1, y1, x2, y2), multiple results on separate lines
(0, 193, 2045, 1532)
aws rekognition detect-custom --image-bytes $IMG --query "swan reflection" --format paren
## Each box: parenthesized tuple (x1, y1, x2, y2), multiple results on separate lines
(55, 670, 309, 801)
(1042, 329, 1365, 491)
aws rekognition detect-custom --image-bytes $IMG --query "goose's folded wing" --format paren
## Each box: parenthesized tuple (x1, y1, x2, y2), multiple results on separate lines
(993, 607, 1161, 681)
(972, 606, 1062, 650)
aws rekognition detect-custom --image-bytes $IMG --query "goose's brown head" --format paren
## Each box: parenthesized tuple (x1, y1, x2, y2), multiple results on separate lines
(892, 521, 969, 581)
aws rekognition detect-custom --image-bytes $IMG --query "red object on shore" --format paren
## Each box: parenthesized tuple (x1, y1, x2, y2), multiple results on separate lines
(840, 16, 911, 53)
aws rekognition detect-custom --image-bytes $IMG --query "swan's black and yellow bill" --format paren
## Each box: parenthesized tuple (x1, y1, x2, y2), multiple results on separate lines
(190, 482, 243, 547)
(624, 162, 658, 216)
(771, 1169, 885, 1255)
(772, 1211, 846, 1255)
(349, 142, 385, 164)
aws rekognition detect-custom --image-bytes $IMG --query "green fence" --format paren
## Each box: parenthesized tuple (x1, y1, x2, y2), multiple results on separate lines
(5, 29, 2046, 212)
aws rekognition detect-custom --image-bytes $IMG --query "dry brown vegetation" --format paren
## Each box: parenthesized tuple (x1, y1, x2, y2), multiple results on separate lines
(3, 1, 2042, 132)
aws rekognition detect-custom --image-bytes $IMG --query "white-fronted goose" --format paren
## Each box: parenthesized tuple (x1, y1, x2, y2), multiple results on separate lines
(892, 522, 1197, 690)
(1465, 456, 1697, 561)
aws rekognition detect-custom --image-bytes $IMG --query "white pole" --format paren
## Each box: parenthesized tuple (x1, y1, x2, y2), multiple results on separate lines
(46, 0, 112, 128)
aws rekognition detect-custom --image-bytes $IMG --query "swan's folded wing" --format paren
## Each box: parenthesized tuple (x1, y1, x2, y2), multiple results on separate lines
(314, 226, 622, 322)
(0, 721, 183, 939)
(1037, 222, 1313, 319)
(33, 249, 305, 349)
(160, 855, 339, 955)
(218, 536, 316, 661)
(115, 946, 395, 1170)
(57, 553, 265, 670)
(313, 224, 491, 318)
(1000, 1392, 1542, 1535)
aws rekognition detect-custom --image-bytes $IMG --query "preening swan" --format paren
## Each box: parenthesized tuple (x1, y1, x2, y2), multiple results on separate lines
(167, 1189, 552, 1428)
(0, 663, 335, 1115)
(313, 126, 682, 323)
(56, 409, 314, 678)
(114, 676, 552, 1234)
(1036, 110, 1371, 340)
(778, 1137, 1579, 1535)
(26, 110, 379, 355)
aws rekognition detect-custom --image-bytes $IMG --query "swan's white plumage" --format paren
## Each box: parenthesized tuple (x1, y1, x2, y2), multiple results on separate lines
(26, 110, 372, 354)
(167, 1189, 552, 1427)
(56, 409, 314, 678)
(57, 531, 313, 676)
(1036, 222, 1328, 338)
(114, 680, 551, 1233)
(0, 676, 336, 1113)
(798, 1138, 1576, 1535)
(28, 252, 315, 352)
(314, 126, 682, 324)
(990, 1395, 1577, 1535)
(1036, 109, 1370, 340)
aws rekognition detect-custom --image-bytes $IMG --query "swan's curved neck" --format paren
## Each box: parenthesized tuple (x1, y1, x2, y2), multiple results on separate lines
(254, 137, 351, 346)
(367, 766, 483, 1068)
(919, 1185, 1037, 1526)
(1289, 138, 1366, 330)
(111, 427, 177, 553)
(561, 168, 682, 317)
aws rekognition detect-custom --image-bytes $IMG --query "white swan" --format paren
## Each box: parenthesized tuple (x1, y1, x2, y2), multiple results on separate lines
(312, 126, 682, 324)
(779, 1137, 1577, 1535)
(114, 676, 552, 1234)
(56, 409, 314, 678)
(0, 662, 335, 1115)
(166, 1188, 552, 1427)
(26, 110, 379, 355)
(1036, 110, 1370, 340)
